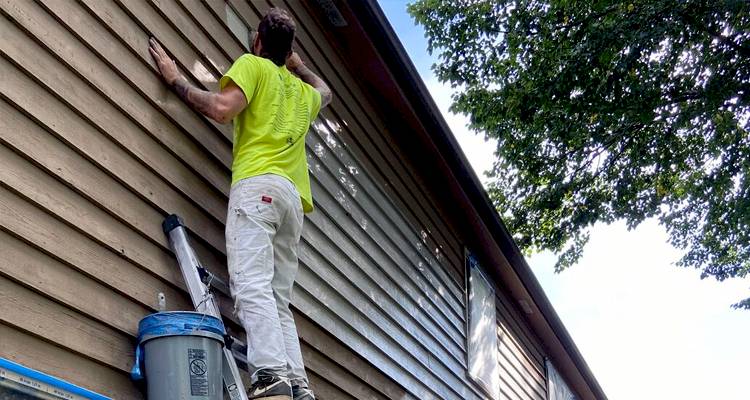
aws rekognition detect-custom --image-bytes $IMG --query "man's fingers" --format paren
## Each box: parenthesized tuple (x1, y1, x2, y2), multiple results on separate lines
(149, 48, 165, 67)
(149, 37, 168, 59)
(148, 37, 181, 85)
(148, 42, 162, 60)
(149, 39, 159, 52)
(157, 43, 169, 59)
(149, 44, 172, 67)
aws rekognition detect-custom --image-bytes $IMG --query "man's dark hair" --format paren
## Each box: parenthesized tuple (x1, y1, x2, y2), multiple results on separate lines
(257, 8, 296, 66)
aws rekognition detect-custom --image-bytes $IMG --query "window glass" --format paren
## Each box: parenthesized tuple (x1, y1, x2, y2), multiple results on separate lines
(467, 253, 500, 399)
(225, 3, 250, 50)
(547, 359, 577, 400)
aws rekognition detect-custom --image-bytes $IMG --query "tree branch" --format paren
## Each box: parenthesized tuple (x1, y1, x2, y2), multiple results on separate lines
(679, 7, 750, 59)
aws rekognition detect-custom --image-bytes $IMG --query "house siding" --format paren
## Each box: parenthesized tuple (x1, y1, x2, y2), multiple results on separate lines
(496, 292, 548, 400)
(0, 1, 551, 399)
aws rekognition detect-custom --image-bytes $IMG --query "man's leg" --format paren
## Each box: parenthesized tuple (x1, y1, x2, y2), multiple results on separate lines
(226, 179, 289, 384)
(270, 180, 310, 389)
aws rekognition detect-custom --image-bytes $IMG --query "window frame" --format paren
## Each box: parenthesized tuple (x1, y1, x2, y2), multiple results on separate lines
(545, 358, 578, 400)
(224, 1, 252, 51)
(464, 250, 501, 400)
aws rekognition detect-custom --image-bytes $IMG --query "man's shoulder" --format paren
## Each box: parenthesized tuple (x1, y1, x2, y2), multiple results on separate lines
(234, 53, 256, 65)
(234, 54, 277, 71)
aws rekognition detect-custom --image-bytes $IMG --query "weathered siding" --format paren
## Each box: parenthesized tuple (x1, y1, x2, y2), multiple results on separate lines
(496, 291, 548, 400)
(0, 0, 552, 399)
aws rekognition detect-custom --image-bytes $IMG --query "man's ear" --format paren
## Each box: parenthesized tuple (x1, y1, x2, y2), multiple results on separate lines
(252, 32, 261, 55)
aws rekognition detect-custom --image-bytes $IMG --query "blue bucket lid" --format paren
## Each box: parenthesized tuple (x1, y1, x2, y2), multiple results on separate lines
(137, 311, 225, 341)
(131, 312, 226, 381)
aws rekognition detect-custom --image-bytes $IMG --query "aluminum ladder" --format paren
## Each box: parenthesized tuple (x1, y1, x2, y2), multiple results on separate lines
(163, 214, 248, 400)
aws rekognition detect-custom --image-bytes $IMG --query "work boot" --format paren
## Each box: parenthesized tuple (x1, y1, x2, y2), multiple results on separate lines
(292, 385, 315, 400)
(247, 371, 292, 399)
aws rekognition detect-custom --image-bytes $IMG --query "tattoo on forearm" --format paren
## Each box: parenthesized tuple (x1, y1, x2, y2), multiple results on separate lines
(173, 77, 219, 119)
(173, 77, 191, 102)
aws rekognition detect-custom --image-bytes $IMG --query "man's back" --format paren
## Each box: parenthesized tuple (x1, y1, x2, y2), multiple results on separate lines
(221, 54, 321, 212)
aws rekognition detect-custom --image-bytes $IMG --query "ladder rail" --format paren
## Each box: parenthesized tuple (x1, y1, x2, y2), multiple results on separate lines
(164, 215, 248, 400)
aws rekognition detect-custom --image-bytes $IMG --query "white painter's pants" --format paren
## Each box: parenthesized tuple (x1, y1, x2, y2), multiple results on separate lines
(226, 174, 308, 387)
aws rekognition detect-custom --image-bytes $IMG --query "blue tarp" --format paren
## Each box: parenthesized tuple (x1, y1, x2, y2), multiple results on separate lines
(0, 357, 111, 399)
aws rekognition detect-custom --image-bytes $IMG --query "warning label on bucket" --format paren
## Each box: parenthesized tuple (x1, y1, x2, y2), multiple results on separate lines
(188, 348, 208, 396)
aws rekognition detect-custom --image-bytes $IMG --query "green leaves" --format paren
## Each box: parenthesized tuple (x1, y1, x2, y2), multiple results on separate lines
(409, 0, 750, 308)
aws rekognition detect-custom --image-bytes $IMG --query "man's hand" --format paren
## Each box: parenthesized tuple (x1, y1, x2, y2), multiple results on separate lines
(285, 52, 332, 108)
(285, 52, 304, 72)
(149, 38, 181, 86)
(147, 37, 246, 124)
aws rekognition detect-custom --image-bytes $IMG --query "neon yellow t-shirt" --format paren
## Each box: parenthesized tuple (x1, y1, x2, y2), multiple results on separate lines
(220, 54, 321, 213)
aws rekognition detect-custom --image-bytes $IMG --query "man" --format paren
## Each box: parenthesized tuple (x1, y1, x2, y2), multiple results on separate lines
(149, 8, 331, 400)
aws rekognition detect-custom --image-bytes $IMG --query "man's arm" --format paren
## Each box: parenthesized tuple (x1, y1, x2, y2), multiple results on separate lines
(286, 52, 332, 108)
(149, 38, 246, 124)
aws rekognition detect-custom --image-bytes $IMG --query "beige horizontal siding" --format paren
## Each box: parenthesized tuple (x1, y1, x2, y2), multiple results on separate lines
(495, 292, 548, 400)
(0, 0, 554, 399)
(0, 276, 133, 373)
(0, 323, 141, 400)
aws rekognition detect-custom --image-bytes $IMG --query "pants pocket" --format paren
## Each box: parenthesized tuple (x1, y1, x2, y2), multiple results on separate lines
(226, 206, 274, 318)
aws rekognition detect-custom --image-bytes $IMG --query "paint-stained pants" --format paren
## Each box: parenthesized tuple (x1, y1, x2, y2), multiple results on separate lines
(226, 174, 308, 387)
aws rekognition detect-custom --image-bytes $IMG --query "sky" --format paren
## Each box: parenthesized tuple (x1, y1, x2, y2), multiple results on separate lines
(377, 2, 750, 399)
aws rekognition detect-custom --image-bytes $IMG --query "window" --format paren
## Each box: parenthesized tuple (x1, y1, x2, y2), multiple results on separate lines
(546, 359, 577, 400)
(466, 253, 500, 399)
(225, 3, 251, 50)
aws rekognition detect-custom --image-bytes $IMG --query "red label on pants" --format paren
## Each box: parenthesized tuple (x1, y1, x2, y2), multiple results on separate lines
(261, 195, 273, 204)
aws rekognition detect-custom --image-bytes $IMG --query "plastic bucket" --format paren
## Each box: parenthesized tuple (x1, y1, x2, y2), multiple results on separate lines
(132, 312, 225, 400)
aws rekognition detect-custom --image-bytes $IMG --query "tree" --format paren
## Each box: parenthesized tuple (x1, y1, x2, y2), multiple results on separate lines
(408, 0, 750, 308)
